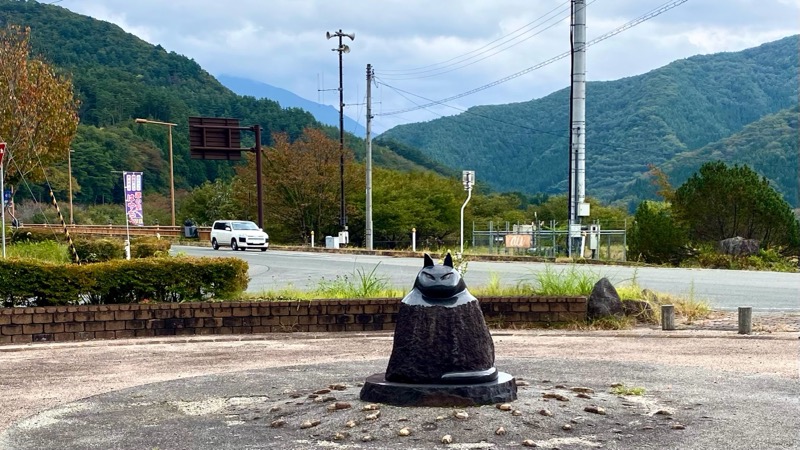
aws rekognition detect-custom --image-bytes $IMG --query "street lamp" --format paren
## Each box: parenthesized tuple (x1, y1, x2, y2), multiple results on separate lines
(326, 29, 355, 232)
(135, 118, 177, 226)
(460, 171, 475, 256)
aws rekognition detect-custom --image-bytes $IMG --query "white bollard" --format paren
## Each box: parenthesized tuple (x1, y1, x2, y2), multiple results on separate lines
(738, 306, 752, 335)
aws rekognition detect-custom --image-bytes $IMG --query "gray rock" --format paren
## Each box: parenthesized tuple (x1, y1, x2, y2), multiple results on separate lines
(587, 278, 624, 320)
(718, 237, 759, 256)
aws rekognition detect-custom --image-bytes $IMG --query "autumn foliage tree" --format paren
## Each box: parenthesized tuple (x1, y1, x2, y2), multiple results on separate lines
(0, 25, 79, 185)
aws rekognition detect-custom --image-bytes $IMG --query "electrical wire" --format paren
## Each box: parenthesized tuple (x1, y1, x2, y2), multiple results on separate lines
(377, 0, 690, 117)
(376, 1, 578, 80)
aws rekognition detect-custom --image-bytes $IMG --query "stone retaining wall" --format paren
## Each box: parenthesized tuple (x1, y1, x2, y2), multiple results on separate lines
(0, 297, 586, 344)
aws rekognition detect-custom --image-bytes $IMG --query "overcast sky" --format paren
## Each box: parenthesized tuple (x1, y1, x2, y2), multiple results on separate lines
(59, 0, 798, 133)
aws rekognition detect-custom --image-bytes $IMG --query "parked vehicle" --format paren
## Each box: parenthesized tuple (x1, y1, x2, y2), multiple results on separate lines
(210, 220, 269, 251)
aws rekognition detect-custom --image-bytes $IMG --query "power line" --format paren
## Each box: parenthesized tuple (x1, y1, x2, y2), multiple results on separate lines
(376, 1, 576, 79)
(377, 0, 690, 117)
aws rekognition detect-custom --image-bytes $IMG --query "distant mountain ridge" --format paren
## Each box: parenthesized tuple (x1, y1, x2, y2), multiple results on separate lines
(217, 75, 366, 137)
(379, 35, 800, 207)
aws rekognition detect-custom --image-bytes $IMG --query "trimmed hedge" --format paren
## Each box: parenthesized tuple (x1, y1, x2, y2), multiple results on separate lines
(73, 237, 172, 262)
(10, 228, 60, 244)
(0, 257, 249, 307)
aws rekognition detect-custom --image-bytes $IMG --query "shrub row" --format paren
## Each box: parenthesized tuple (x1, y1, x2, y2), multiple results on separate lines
(10, 229, 171, 262)
(0, 257, 249, 307)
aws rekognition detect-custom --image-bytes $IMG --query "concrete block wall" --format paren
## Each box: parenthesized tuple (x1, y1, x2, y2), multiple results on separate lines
(0, 296, 586, 344)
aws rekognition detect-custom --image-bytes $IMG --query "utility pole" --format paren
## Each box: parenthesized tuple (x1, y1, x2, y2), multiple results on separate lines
(568, 0, 588, 258)
(68, 148, 74, 224)
(326, 29, 355, 233)
(365, 64, 374, 250)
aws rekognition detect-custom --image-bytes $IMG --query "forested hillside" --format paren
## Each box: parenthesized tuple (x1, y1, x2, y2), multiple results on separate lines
(379, 35, 799, 207)
(0, 0, 437, 204)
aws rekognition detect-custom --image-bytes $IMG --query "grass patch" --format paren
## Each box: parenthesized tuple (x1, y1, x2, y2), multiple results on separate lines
(5, 241, 70, 263)
(611, 384, 646, 396)
(516, 264, 598, 296)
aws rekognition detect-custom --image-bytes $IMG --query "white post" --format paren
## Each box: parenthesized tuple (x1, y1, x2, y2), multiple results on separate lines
(311, 230, 315, 248)
(460, 170, 475, 256)
(412, 227, 416, 252)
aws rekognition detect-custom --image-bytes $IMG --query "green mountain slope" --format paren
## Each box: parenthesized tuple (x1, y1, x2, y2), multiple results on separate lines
(379, 35, 799, 206)
(0, 0, 438, 204)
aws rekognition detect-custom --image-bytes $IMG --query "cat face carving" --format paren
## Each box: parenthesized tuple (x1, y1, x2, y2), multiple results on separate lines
(413, 253, 467, 301)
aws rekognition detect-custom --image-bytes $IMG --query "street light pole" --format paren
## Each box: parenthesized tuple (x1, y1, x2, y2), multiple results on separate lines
(326, 29, 354, 232)
(68, 148, 74, 224)
(135, 118, 178, 226)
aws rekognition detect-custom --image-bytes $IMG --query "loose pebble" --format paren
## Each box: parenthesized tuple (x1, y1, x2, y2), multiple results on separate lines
(495, 426, 507, 435)
(672, 423, 686, 430)
(543, 393, 570, 402)
(441, 434, 453, 444)
(435, 415, 446, 421)
(345, 420, 356, 428)
(554, 384, 568, 389)
(326, 404, 337, 411)
(269, 406, 281, 413)
(398, 427, 411, 436)
(362, 404, 380, 411)
(516, 380, 531, 386)
(584, 405, 607, 415)
(655, 409, 673, 416)
(270, 419, 285, 428)
(365, 411, 381, 420)
(333, 432, 346, 440)
(522, 439, 538, 447)
(571, 387, 594, 394)
(334, 402, 351, 410)
(300, 420, 320, 429)
(497, 403, 513, 411)
(610, 382, 624, 388)
(314, 389, 331, 395)
(576, 393, 592, 399)
(512, 409, 523, 416)
(454, 410, 469, 420)
(361, 435, 373, 442)
(329, 383, 348, 391)
(539, 409, 553, 417)
(313, 397, 324, 403)
(562, 423, 573, 430)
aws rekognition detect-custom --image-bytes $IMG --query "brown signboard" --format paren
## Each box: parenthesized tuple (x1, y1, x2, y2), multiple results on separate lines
(504, 234, 532, 249)
(189, 117, 243, 160)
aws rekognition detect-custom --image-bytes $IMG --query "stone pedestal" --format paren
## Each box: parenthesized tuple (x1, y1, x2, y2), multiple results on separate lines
(360, 372, 517, 407)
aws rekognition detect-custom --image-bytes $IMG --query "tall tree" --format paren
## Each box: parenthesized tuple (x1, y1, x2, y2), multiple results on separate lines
(0, 25, 79, 185)
(673, 161, 799, 251)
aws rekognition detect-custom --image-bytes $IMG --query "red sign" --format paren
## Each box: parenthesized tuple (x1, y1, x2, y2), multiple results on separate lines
(0, 142, 5, 164)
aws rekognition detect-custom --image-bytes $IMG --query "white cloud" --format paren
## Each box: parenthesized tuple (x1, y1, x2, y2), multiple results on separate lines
(55, 0, 799, 131)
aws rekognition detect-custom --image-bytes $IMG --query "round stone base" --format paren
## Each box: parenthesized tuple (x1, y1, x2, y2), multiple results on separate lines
(359, 372, 517, 407)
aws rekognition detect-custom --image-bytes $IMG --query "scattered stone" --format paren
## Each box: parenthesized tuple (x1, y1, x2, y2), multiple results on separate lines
(495, 427, 507, 435)
(270, 419, 285, 428)
(365, 411, 381, 421)
(672, 423, 686, 430)
(300, 420, 320, 429)
(314, 388, 331, 395)
(454, 410, 469, 420)
(516, 380, 531, 387)
(326, 404, 337, 411)
(289, 393, 302, 399)
(539, 409, 553, 417)
(307, 394, 319, 399)
(345, 420, 356, 428)
(554, 384, 568, 389)
(322, 395, 337, 402)
(610, 383, 623, 388)
(571, 387, 594, 394)
(329, 383, 348, 391)
(398, 427, 411, 436)
(512, 409, 523, 416)
(361, 435, 373, 442)
(333, 432, 347, 440)
(541, 380, 551, 383)
(612, 429, 622, 433)
(543, 393, 570, 402)
(576, 393, 592, 399)
(313, 397, 324, 403)
(719, 236, 759, 256)
(654, 409, 673, 416)
(441, 434, 453, 444)
(562, 423, 573, 431)
(570, 417, 584, 424)
(269, 406, 281, 413)
(355, 382, 364, 387)
(497, 403, 513, 411)
(398, 417, 409, 422)
(435, 416, 446, 421)
(642, 425, 654, 430)
(584, 405, 606, 415)
(334, 402, 351, 410)
(522, 439, 538, 447)
(362, 404, 380, 411)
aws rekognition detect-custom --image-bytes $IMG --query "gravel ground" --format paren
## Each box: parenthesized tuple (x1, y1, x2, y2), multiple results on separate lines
(1, 318, 798, 438)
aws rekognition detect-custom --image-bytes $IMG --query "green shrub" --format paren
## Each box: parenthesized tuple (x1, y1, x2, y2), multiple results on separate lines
(0, 257, 249, 307)
(10, 228, 61, 244)
(628, 201, 688, 265)
(73, 238, 125, 262)
(130, 237, 171, 258)
(5, 241, 71, 263)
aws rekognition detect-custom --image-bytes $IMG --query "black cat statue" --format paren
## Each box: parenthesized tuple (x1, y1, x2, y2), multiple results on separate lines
(360, 253, 517, 407)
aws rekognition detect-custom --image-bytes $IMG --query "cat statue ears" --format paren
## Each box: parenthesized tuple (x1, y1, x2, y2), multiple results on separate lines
(423, 253, 454, 268)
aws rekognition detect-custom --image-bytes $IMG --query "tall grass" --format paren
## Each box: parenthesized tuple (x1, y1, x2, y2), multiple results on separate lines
(5, 241, 70, 263)
(517, 265, 598, 296)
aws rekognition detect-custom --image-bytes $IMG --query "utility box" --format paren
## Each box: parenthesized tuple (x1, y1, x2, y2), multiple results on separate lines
(325, 236, 340, 249)
(338, 230, 349, 246)
(588, 224, 599, 250)
(578, 202, 591, 217)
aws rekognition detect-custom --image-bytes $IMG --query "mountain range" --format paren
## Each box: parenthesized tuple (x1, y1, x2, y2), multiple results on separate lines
(378, 35, 799, 207)
(216, 74, 366, 137)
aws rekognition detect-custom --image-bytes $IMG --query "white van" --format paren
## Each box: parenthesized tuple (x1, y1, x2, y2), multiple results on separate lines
(210, 220, 269, 251)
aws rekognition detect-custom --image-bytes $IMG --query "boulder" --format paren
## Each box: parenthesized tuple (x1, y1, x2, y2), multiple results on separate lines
(587, 277, 624, 320)
(718, 237, 759, 256)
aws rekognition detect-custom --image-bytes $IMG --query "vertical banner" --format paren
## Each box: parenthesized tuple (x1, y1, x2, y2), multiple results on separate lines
(123, 171, 144, 226)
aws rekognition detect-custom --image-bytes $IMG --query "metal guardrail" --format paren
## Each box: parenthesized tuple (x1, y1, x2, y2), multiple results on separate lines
(15, 224, 212, 240)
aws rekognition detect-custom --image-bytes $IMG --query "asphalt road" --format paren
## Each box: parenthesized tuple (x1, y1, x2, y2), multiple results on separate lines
(174, 246, 799, 311)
